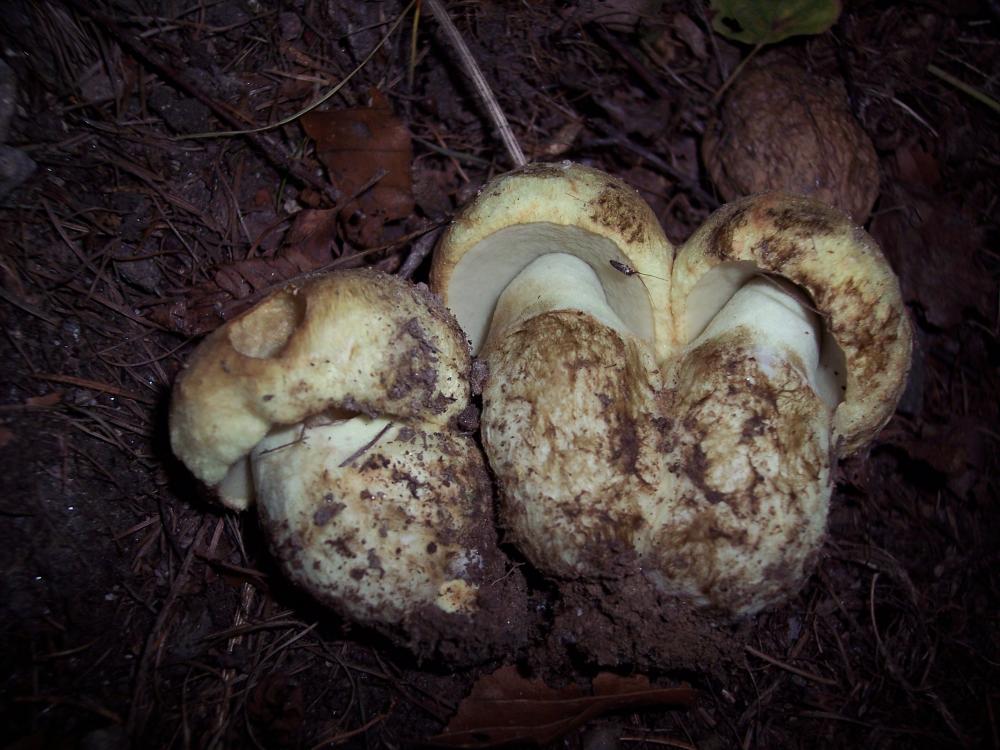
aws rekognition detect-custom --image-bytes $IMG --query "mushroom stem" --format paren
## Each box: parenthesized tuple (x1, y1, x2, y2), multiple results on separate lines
(430, 164, 675, 583)
(252, 415, 512, 654)
(693, 277, 823, 387)
(649, 277, 833, 614)
(478, 256, 664, 577)
(483, 253, 633, 352)
(482, 309, 663, 577)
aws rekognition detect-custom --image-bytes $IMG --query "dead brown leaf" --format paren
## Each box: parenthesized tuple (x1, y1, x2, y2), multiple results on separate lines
(301, 89, 414, 248)
(26, 391, 63, 408)
(247, 673, 304, 746)
(430, 665, 695, 748)
(538, 120, 584, 157)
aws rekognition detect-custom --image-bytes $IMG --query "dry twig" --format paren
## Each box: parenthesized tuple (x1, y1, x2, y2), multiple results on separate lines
(423, 0, 527, 167)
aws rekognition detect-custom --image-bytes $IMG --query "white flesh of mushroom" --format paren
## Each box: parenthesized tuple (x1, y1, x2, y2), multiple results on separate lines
(693, 276, 822, 382)
(683, 264, 848, 410)
(446, 224, 655, 353)
(483, 252, 635, 351)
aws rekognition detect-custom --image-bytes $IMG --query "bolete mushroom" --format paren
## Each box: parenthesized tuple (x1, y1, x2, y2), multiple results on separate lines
(650, 194, 911, 614)
(702, 53, 881, 223)
(431, 162, 673, 579)
(431, 164, 911, 618)
(671, 193, 912, 457)
(170, 269, 525, 660)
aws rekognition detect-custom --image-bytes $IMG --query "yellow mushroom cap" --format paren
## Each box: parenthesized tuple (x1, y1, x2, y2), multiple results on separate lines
(169, 269, 471, 508)
(431, 161, 674, 360)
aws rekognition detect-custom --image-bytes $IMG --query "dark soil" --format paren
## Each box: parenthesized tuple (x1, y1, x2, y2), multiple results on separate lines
(1, 1, 997, 748)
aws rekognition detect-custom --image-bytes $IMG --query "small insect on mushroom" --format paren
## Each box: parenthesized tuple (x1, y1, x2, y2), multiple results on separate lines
(609, 259, 667, 281)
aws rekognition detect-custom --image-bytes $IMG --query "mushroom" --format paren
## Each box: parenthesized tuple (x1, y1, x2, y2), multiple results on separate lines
(702, 53, 881, 223)
(648, 273, 834, 613)
(651, 194, 911, 614)
(431, 162, 673, 579)
(170, 269, 525, 661)
(431, 165, 911, 618)
(670, 193, 912, 457)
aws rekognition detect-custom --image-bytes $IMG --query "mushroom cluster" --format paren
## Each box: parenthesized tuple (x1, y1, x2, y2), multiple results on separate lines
(431, 161, 910, 616)
(170, 270, 526, 662)
(169, 163, 910, 662)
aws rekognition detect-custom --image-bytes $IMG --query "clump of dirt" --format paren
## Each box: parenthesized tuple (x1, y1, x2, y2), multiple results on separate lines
(548, 574, 745, 673)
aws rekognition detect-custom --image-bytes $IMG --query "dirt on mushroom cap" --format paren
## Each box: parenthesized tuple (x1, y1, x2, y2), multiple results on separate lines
(169, 268, 529, 663)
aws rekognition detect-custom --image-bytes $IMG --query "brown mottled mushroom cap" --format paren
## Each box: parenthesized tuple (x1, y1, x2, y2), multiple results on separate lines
(672, 193, 912, 457)
(170, 269, 470, 509)
(702, 55, 880, 223)
(169, 269, 527, 662)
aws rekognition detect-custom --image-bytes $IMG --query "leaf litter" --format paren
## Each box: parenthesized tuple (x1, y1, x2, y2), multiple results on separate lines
(0, 1, 996, 748)
(431, 666, 695, 748)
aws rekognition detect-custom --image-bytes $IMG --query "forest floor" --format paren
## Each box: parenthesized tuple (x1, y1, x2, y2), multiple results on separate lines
(0, 1, 997, 748)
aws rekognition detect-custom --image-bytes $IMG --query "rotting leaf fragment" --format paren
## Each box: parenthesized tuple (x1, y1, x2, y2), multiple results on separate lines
(430, 665, 695, 748)
(301, 89, 414, 247)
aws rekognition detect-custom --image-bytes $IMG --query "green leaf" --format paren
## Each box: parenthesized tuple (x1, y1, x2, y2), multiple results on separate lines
(709, 0, 842, 45)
